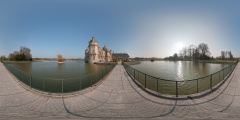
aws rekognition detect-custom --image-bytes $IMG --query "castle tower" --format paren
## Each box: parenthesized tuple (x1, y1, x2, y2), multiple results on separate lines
(88, 37, 99, 63)
(85, 37, 112, 63)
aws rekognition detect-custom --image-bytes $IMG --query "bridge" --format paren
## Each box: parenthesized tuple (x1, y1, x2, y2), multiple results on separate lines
(1, 62, 240, 120)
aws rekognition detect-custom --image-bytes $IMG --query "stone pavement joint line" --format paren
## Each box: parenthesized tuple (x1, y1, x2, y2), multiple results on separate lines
(1, 62, 240, 120)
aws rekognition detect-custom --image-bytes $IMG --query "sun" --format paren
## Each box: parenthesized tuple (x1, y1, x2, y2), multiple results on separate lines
(173, 41, 185, 53)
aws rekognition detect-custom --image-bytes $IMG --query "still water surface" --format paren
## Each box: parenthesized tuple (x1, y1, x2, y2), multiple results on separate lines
(12, 60, 105, 79)
(131, 61, 227, 80)
(7, 60, 113, 93)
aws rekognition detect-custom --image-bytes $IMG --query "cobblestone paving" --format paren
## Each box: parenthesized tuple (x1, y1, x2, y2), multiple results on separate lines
(0, 62, 240, 120)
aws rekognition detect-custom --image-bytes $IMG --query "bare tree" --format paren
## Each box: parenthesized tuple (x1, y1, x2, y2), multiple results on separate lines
(198, 43, 210, 59)
(181, 47, 188, 59)
(220, 51, 234, 60)
(173, 53, 178, 60)
(193, 47, 200, 60)
(229, 51, 234, 60)
(221, 51, 225, 60)
(188, 45, 196, 60)
(20, 47, 32, 60)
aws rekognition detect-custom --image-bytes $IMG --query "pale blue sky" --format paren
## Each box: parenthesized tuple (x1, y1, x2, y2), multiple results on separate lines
(0, 0, 239, 58)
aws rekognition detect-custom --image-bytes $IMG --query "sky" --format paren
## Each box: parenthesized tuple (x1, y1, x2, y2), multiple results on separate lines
(0, 0, 240, 58)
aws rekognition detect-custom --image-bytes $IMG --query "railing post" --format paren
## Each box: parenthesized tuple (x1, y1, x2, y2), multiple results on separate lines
(144, 74, 147, 88)
(157, 79, 159, 92)
(176, 81, 178, 97)
(134, 69, 135, 79)
(30, 75, 32, 88)
(80, 78, 82, 90)
(222, 69, 224, 80)
(223, 68, 225, 78)
(197, 79, 199, 93)
(219, 71, 221, 82)
(138, 71, 139, 80)
(210, 74, 213, 91)
(62, 79, 64, 93)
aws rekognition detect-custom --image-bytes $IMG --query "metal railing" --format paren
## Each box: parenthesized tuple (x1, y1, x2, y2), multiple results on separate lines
(4, 62, 116, 93)
(123, 61, 238, 98)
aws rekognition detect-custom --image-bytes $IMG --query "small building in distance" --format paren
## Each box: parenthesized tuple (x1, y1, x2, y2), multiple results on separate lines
(85, 37, 112, 63)
(112, 53, 130, 62)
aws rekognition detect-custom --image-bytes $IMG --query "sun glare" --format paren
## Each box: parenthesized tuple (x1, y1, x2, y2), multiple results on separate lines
(173, 41, 184, 54)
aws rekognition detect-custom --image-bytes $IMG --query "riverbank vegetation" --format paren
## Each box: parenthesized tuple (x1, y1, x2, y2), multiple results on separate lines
(164, 43, 237, 63)
(0, 56, 7, 62)
(8, 47, 32, 61)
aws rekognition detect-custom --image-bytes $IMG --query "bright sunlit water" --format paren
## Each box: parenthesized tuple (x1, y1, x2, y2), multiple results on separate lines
(131, 61, 228, 81)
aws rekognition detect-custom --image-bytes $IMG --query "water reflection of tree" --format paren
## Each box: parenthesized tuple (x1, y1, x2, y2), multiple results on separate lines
(15, 62, 32, 74)
(192, 62, 209, 78)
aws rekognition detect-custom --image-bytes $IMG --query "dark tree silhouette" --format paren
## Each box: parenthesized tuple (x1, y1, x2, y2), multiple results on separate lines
(8, 47, 32, 61)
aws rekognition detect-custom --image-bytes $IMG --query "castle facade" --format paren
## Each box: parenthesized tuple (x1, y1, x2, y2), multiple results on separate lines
(85, 37, 112, 63)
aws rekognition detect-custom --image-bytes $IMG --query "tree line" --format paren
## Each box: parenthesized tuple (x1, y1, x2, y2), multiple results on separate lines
(7, 47, 32, 61)
(165, 43, 235, 61)
(0, 47, 67, 62)
(218, 51, 234, 60)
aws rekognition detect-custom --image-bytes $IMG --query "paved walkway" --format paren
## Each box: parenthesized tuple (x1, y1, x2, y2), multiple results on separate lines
(1, 62, 240, 120)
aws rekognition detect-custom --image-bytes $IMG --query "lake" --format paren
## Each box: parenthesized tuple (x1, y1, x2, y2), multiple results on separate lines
(131, 61, 227, 80)
(4, 61, 115, 93)
(125, 61, 235, 95)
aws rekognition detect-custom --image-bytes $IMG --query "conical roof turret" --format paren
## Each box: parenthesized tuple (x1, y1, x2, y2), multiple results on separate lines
(89, 36, 98, 45)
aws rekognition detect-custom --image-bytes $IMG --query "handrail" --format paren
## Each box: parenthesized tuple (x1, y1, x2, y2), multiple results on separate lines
(123, 61, 238, 98)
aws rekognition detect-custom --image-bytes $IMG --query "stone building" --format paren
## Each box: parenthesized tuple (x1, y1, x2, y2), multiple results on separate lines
(85, 37, 112, 63)
(112, 53, 130, 62)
